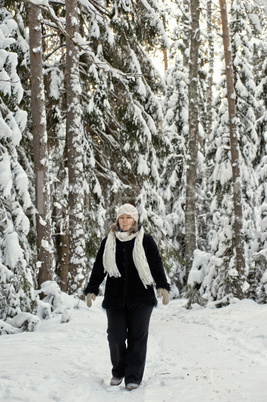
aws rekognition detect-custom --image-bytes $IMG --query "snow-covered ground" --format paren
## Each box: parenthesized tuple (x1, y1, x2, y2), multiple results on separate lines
(1, 296, 267, 402)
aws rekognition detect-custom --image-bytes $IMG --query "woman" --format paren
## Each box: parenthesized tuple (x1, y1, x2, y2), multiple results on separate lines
(84, 203, 170, 391)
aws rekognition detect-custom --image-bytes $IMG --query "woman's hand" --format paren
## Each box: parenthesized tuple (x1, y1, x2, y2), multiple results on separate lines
(157, 288, 170, 305)
(86, 293, 96, 307)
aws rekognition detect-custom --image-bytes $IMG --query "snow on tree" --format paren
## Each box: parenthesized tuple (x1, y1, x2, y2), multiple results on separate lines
(160, 0, 207, 296)
(1, 0, 266, 310)
(250, 2, 267, 302)
(0, 6, 38, 333)
(202, 90, 240, 302)
(200, 0, 247, 303)
(25, 0, 169, 288)
(229, 0, 266, 300)
(160, 52, 188, 291)
(201, 0, 267, 303)
(80, 0, 168, 254)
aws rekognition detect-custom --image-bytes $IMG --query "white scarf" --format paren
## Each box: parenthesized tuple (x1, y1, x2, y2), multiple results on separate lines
(102, 226, 154, 288)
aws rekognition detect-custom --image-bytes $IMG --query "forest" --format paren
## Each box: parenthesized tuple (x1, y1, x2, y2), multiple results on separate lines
(0, 0, 266, 334)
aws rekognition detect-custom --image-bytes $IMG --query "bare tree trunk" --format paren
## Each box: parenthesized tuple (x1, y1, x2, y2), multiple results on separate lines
(163, 48, 168, 71)
(53, 146, 69, 292)
(219, 0, 245, 299)
(57, 209, 69, 293)
(65, 0, 86, 294)
(162, 0, 168, 71)
(185, 0, 200, 278)
(206, 0, 214, 143)
(29, 4, 53, 288)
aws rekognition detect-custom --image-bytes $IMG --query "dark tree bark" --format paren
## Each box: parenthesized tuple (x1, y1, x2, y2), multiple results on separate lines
(55, 203, 69, 293)
(29, 4, 53, 288)
(219, 0, 245, 299)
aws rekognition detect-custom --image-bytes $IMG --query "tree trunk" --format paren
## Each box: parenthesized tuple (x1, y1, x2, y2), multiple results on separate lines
(57, 215, 69, 293)
(29, 4, 53, 288)
(181, 0, 190, 69)
(65, 0, 86, 294)
(219, 0, 245, 299)
(185, 0, 200, 278)
(53, 146, 69, 292)
(206, 0, 214, 143)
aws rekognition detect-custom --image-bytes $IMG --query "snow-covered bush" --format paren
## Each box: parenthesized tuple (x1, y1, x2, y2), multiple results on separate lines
(37, 281, 80, 322)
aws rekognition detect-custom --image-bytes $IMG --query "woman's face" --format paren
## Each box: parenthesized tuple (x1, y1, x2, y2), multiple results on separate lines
(118, 214, 135, 232)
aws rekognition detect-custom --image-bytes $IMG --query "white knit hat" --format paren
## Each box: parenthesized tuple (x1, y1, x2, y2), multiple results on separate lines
(116, 203, 139, 222)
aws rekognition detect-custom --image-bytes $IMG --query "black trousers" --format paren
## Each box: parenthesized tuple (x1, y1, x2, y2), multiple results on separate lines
(106, 306, 153, 385)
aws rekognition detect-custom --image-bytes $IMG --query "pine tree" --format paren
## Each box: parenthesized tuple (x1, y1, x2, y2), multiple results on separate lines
(26, 0, 169, 290)
(80, 0, 168, 254)
(161, 51, 188, 290)
(229, 0, 263, 299)
(202, 0, 266, 303)
(203, 90, 239, 302)
(160, 0, 207, 294)
(0, 6, 38, 333)
(252, 3, 267, 302)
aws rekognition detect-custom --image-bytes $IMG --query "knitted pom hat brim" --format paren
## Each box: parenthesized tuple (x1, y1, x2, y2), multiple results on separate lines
(116, 203, 139, 222)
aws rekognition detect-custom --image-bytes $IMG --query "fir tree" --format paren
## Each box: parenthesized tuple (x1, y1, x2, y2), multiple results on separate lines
(230, 0, 267, 299)
(80, 0, 168, 258)
(252, 2, 267, 302)
(161, 51, 188, 290)
(0, 6, 38, 333)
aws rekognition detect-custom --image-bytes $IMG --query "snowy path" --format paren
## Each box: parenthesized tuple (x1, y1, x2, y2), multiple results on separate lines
(1, 298, 267, 402)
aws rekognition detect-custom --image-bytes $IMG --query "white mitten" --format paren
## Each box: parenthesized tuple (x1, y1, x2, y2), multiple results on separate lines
(86, 293, 96, 308)
(157, 288, 170, 305)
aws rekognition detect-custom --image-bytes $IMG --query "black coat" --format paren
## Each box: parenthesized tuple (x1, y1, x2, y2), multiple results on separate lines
(84, 232, 170, 309)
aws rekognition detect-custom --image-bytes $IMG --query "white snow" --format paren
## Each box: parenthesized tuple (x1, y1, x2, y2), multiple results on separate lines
(29, 0, 50, 6)
(1, 296, 267, 401)
(4, 232, 24, 268)
(0, 152, 12, 195)
(138, 154, 150, 175)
